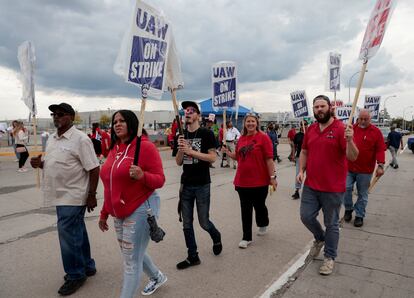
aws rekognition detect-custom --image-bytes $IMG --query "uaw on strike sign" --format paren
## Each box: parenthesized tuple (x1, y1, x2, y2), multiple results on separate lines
(364, 95, 381, 121)
(359, 0, 397, 60)
(212, 62, 237, 109)
(290, 90, 309, 118)
(121, 1, 174, 99)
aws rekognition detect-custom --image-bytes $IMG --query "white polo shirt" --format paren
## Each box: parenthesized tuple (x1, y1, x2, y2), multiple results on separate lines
(225, 127, 241, 142)
(42, 126, 99, 207)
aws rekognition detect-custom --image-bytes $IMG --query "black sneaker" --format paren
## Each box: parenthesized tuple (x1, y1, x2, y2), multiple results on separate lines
(394, 165, 399, 169)
(344, 210, 353, 222)
(354, 216, 364, 227)
(176, 255, 201, 270)
(213, 233, 222, 255)
(64, 269, 96, 281)
(58, 277, 87, 296)
(291, 190, 300, 200)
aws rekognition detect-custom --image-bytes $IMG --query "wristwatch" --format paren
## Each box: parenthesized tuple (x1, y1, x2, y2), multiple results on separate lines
(270, 175, 277, 179)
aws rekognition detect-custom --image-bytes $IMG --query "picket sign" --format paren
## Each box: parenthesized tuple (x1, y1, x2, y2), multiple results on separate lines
(348, 0, 397, 126)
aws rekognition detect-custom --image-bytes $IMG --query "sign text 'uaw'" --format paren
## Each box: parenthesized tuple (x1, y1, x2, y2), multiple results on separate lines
(290, 90, 309, 118)
(364, 95, 381, 121)
(212, 62, 238, 109)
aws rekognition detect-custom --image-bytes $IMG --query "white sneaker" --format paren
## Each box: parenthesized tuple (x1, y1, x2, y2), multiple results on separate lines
(319, 258, 334, 275)
(257, 226, 267, 236)
(141, 271, 167, 295)
(17, 168, 28, 173)
(238, 240, 252, 249)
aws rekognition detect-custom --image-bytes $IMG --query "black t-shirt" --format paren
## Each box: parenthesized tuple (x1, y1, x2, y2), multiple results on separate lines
(178, 127, 216, 185)
(293, 132, 304, 158)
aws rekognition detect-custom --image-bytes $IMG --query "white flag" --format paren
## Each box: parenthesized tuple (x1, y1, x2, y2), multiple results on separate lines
(17, 41, 36, 115)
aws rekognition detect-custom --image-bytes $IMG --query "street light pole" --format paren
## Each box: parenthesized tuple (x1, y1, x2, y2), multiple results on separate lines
(403, 106, 413, 131)
(348, 70, 368, 103)
(383, 95, 396, 122)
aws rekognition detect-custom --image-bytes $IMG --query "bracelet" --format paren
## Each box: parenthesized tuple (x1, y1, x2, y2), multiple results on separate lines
(270, 175, 277, 179)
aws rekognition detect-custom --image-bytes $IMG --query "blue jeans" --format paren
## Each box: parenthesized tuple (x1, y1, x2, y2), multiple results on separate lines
(344, 171, 372, 218)
(181, 184, 221, 257)
(294, 157, 302, 190)
(300, 186, 343, 259)
(56, 206, 96, 280)
(114, 192, 161, 298)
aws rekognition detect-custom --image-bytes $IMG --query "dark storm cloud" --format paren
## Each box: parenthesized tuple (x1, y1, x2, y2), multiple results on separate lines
(0, 0, 404, 100)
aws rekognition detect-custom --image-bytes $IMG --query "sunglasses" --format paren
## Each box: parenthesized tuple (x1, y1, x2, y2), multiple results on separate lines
(50, 112, 69, 117)
(185, 107, 197, 114)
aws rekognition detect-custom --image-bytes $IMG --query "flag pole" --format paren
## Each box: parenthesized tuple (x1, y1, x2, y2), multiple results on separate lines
(133, 84, 148, 166)
(33, 115, 40, 187)
(171, 89, 183, 135)
(347, 61, 368, 126)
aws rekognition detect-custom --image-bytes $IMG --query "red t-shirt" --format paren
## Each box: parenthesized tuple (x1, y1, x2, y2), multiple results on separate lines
(288, 128, 296, 141)
(348, 124, 385, 174)
(100, 136, 165, 219)
(302, 119, 347, 192)
(234, 131, 273, 187)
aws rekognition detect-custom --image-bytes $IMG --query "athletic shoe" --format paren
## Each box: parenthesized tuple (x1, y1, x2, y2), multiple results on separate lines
(394, 164, 399, 169)
(257, 226, 267, 236)
(58, 277, 87, 296)
(238, 240, 252, 249)
(319, 258, 334, 275)
(176, 255, 201, 270)
(354, 216, 364, 227)
(291, 190, 300, 200)
(344, 210, 353, 222)
(307, 240, 324, 259)
(141, 271, 167, 296)
(17, 168, 28, 173)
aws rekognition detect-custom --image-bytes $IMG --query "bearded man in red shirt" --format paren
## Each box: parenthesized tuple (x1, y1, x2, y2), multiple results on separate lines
(297, 95, 359, 275)
(344, 109, 385, 227)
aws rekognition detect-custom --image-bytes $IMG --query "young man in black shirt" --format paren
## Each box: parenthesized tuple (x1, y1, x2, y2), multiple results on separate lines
(292, 121, 307, 199)
(175, 101, 222, 269)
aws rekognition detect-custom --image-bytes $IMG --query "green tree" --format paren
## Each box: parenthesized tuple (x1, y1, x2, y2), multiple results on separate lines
(73, 111, 82, 125)
(100, 114, 111, 129)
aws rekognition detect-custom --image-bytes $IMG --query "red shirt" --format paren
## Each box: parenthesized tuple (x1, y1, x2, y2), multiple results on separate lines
(348, 124, 385, 174)
(302, 119, 347, 192)
(288, 128, 296, 141)
(99, 136, 165, 219)
(234, 131, 273, 187)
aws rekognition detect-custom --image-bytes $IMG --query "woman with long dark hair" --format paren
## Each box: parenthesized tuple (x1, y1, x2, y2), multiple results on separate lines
(223, 114, 277, 248)
(98, 110, 167, 297)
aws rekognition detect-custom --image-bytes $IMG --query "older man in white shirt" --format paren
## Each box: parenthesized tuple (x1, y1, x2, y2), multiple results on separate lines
(224, 121, 240, 169)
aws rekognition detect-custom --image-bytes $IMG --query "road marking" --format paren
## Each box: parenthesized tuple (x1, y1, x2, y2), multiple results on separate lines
(259, 240, 313, 298)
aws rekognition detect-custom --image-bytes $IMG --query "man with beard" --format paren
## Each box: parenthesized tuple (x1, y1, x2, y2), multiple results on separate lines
(344, 109, 385, 227)
(30, 103, 100, 295)
(175, 101, 222, 270)
(297, 95, 358, 275)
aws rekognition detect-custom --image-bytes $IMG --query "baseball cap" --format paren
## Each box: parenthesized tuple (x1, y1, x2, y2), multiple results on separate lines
(48, 103, 76, 115)
(181, 101, 201, 114)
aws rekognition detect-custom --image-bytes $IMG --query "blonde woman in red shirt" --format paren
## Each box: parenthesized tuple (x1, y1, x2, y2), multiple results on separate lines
(98, 110, 167, 297)
(223, 114, 277, 249)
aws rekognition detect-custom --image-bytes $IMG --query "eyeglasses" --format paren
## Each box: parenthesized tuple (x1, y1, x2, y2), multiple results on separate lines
(50, 112, 68, 117)
(185, 107, 197, 114)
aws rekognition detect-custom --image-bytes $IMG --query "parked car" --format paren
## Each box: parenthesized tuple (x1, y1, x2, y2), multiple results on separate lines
(408, 137, 414, 154)
(379, 126, 390, 149)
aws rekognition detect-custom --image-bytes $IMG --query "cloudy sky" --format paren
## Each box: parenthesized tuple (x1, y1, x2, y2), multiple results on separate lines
(1, 0, 413, 120)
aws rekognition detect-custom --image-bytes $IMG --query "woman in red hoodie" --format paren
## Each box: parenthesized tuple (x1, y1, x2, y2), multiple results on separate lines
(98, 110, 167, 297)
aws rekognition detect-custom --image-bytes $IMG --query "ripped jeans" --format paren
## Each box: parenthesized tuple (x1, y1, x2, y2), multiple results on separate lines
(114, 192, 161, 298)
